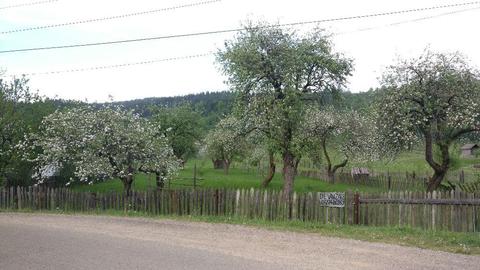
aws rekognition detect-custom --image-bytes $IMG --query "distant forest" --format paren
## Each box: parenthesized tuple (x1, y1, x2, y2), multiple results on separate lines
(106, 90, 375, 127)
(106, 91, 235, 129)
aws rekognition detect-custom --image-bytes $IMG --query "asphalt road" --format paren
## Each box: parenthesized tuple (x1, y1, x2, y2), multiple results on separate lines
(0, 213, 478, 270)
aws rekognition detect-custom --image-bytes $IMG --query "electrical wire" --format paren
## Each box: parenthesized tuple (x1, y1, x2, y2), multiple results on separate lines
(0, 0, 58, 10)
(336, 5, 480, 35)
(5, 53, 213, 77)
(0, 0, 222, 34)
(1, 1, 479, 54)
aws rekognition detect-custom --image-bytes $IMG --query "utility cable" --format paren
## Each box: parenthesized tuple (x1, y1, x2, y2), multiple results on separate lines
(1, 1, 479, 54)
(1, 0, 222, 34)
(0, 0, 58, 10)
(6, 53, 213, 77)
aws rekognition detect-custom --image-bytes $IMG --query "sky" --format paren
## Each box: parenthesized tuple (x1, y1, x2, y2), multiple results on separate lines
(0, 0, 479, 102)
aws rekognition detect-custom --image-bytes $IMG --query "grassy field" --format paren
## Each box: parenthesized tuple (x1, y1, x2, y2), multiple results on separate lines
(72, 148, 480, 193)
(72, 159, 383, 193)
(299, 149, 480, 174)
(353, 151, 480, 175)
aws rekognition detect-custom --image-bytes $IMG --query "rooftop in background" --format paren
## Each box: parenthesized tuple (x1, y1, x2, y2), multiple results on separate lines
(461, 144, 479, 150)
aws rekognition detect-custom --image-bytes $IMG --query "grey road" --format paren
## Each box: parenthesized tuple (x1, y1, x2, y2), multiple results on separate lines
(0, 213, 478, 270)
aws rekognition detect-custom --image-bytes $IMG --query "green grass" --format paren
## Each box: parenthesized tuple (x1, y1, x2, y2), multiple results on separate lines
(72, 147, 480, 194)
(72, 159, 383, 193)
(299, 148, 480, 177)
(355, 151, 480, 175)
(6, 209, 479, 255)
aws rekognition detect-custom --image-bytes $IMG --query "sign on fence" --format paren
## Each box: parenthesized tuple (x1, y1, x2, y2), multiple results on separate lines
(318, 192, 345, 207)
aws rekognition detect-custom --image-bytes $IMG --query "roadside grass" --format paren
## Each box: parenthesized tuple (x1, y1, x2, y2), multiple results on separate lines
(179, 216, 480, 255)
(72, 159, 383, 193)
(4, 209, 479, 255)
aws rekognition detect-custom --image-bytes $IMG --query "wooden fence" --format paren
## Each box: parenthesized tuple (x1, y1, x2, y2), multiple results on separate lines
(1, 187, 478, 232)
(0, 187, 345, 224)
(353, 191, 480, 232)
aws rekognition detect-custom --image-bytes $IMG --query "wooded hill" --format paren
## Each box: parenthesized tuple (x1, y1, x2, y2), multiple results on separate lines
(108, 90, 374, 122)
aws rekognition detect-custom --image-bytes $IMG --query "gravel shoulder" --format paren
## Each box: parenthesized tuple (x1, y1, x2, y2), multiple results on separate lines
(0, 213, 478, 270)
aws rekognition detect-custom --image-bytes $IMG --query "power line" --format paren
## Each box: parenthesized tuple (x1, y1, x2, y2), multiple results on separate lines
(1, 0, 222, 35)
(6, 3, 475, 77)
(1, 1, 479, 54)
(6, 53, 213, 77)
(0, 0, 58, 10)
(6, 2, 480, 77)
(336, 6, 480, 35)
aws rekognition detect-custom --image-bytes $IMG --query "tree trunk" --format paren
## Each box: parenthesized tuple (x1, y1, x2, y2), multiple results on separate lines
(223, 159, 231, 175)
(327, 170, 335, 183)
(282, 151, 296, 198)
(322, 137, 347, 184)
(427, 169, 447, 192)
(261, 152, 276, 188)
(212, 159, 224, 169)
(424, 131, 450, 192)
(122, 175, 133, 197)
(155, 172, 164, 191)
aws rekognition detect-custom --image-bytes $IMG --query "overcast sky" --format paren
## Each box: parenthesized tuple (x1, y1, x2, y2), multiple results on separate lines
(1, 0, 479, 102)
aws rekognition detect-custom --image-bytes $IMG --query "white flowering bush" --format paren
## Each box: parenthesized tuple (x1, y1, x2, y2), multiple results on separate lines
(19, 106, 180, 194)
(205, 115, 246, 174)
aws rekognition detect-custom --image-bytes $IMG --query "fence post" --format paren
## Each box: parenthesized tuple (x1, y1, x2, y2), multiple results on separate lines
(353, 192, 360, 225)
(214, 189, 219, 215)
(193, 163, 197, 189)
(387, 172, 391, 191)
(459, 170, 465, 184)
(17, 186, 21, 210)
(288, 193, 293, 220)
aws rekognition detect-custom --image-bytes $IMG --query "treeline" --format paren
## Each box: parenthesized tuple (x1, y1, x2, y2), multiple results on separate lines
(106, 91, 235, 129)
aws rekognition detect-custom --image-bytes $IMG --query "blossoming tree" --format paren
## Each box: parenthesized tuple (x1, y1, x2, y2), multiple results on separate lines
(303, 107, 378, 183)
(377, 51, 480, 191)
(205, 115, 246, 174)
(217, 22, 352, 196)
(20, 106, 180, 194)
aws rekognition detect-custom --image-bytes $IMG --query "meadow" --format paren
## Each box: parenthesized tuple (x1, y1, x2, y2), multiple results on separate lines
(72, 150, 480, 193)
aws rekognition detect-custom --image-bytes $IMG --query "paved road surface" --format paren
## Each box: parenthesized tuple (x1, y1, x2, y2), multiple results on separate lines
(0, 213, 478, 270)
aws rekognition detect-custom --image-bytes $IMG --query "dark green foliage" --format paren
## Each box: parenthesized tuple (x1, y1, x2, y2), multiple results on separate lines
(150, 105, 205, 161)
(0, 77, 77, 187)
(106, 91, 235, 129)
(339, 89, 377, 112)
